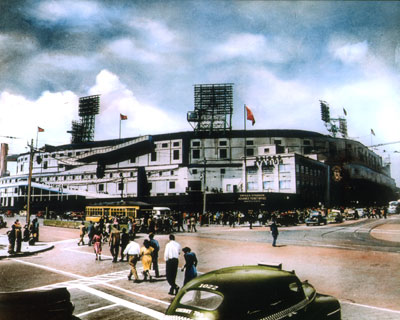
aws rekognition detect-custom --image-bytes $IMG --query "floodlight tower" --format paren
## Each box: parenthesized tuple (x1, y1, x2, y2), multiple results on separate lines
(187, 83, 233, 133)
(320, 100, 348, 138)
(69, 95, 100, 143)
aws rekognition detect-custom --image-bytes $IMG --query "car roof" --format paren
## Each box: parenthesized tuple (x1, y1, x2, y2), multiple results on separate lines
(185, 265, 299, 293)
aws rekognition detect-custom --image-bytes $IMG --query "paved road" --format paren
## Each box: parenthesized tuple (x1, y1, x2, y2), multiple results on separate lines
(1, 215, 400, 319)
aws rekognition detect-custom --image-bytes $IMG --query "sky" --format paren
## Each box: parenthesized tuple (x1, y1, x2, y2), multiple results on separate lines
(0, 0, 400, 186)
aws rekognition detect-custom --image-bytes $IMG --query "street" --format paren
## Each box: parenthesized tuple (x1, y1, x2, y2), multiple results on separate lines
(1, 216, 400, 320)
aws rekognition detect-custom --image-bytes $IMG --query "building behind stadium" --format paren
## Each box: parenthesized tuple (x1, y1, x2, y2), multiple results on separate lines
(0, 85, 397, 214)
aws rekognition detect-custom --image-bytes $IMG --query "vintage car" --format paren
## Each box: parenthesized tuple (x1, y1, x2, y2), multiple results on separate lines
(326, 209, 344, 224)
(164, 264, 341, 320)
(305, 211, 327, 226)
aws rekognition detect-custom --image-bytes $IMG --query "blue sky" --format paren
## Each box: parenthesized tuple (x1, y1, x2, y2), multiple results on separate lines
(1, 0, 400, 185)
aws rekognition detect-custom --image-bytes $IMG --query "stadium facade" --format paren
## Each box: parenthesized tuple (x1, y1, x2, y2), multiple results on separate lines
(0, 129, 397, 214)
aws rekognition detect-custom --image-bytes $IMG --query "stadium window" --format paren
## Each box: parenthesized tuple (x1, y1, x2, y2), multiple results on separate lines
(192, 149, 200, 159)
(246, 148, 254, 156)
(219, 149, 228, 159)
(99, 184, 104, 192)
(220, 168, 226, 174)
(246, 140, 254, 145)
(173, 141, 180, 147)
(151, 151, 157, 162)
(219, 140, 227, 146)
(173, 149, 180, 160)
(169, 181, 175, 189)
(162, 143, 168, 148)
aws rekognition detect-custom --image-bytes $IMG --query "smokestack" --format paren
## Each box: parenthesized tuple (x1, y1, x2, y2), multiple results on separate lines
(0, 143, 8, 176)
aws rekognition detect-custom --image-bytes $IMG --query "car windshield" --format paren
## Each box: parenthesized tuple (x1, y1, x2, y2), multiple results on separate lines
(179, 290, 223, 311)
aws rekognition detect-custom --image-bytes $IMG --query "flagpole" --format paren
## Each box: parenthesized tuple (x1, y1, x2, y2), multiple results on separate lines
(36, 130, 39, 149)
(119, 118, 122, 140)
(244, 104, 247, 193)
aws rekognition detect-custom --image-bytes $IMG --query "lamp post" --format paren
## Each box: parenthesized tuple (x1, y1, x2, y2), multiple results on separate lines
(26, 139, 34, 225)
(202, 158, 207, 215)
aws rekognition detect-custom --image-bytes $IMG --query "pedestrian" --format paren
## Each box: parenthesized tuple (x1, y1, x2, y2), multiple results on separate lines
(87, 221, 94, 246)
(181, 247, 198, 285)
(78, 222, 86, 246)
(32, 217, 39, 241)
(124, 238, 141, 282)
(109, 224, 121, 263)
(7, 224, 16, 254)
(164, 234, 181, 295)
(140, 239, 154, 281)
(92, 229, 102, 261)
(190, 214, 197, 232)
(120, 228, 130, 261)
(149, 233, 160, 278)
(269, 219, 279, 247)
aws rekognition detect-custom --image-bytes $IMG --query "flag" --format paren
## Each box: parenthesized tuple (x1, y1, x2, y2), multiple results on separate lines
(371, 128, 375, 136)
(343, 108, 347, 116)
(120, 114, 128, 120)
(38, 127, 44, 132)
(245, 105, 255, 126)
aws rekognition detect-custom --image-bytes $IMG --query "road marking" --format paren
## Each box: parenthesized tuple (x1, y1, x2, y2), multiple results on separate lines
(13, 258, 86, 279)
(75, 284, 164, 319)
(75, 303, 119, 317)
(340, 300, 400, 314)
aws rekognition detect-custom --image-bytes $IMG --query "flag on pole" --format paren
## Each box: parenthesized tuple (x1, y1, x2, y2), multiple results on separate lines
(245, 105, 255, 126)
(371, 128, 375, 136)
(38, 127, 44, 132)
(120, 114, 128, 120)
(343, 108, 347, 116)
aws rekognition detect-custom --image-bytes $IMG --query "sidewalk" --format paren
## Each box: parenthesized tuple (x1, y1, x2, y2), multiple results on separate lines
(0, 235, 54, 259)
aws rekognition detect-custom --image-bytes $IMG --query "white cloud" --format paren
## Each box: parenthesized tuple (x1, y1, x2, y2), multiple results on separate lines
(330, 40, 369, 64)
(88, 70, 187, 139)
(33, 0, 102, 23)
(209, 33, 300, 64)
(103, 38, 161, 63)
(0, 90, 78, 154)
(129, 18, 176, 48)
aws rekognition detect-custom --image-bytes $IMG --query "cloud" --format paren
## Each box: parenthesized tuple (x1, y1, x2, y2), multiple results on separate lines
(330, 40, 369, 64)
(103, 38, 161, 63)
(208, 33, 299, 64)
(88, 70, 188, 139)
(0, 90, 78, 153)
(32, 0, 103, 24)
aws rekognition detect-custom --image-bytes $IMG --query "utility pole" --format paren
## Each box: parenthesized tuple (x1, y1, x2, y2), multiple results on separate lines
(202, 158, 207, 215)
(26, 139, 34, 225)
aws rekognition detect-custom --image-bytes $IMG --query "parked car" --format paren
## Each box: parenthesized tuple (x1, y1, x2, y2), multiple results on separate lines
(164, 264, 341, 320)
(356, 208, 366, 218)
(388, 201, 399, 214)
(327, 209, 344, 223)
(305, 211, 327, 226)
(277, 211, 298, 226)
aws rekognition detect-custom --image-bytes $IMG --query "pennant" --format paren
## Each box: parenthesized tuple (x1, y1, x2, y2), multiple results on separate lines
(371, 128, 375, 136)
(245, 105, 255, 126)
(120, 114, 128, 120)
(343, 108, 347, 116)
(38, 127, 44, 132)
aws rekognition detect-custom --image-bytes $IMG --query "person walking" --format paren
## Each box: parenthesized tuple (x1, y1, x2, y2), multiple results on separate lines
(149, 233, 160, 278)
(120, 228, 129, 261)
(124, 238, 141, 282)
(7, 224, 16, 254)
(78, 222, 86, 246)
(140, 239, 154, 281)
(181, 247, 198, 285)
(270, 219, 279, 247)
(164, 234, 181, 295)
(109, 224, 121, 263)
(190, 214, 197, 233)
(92, 229, 103, 261)
(87, 221, 94, 246)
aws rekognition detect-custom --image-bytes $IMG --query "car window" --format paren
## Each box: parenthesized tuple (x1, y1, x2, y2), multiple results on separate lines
(179, 290, 223, 311)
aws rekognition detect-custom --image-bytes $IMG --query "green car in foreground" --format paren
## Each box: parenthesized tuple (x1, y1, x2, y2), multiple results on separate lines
(164, 264, 341, 320)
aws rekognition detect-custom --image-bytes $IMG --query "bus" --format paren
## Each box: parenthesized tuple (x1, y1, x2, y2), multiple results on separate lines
(85, 202, 152, 223)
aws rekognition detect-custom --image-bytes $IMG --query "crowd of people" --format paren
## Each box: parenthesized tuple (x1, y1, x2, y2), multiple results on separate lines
(77, 216, 198, 295)
(6, 217, 40, 254)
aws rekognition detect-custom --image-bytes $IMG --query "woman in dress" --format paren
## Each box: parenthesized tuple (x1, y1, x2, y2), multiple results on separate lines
(181, 247, 198, 285)
(92, 228, 103, 261)
(140, 239, 154, 281)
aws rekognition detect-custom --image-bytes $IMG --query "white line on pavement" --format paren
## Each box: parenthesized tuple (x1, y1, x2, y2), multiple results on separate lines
(340, 300, 400, 314)
(75, 303, 119, 317)
(14, 259, 86, 279)
(74, 284, 164, 319)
